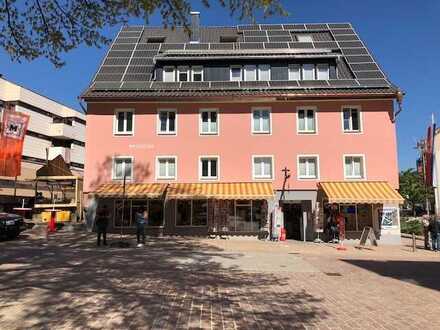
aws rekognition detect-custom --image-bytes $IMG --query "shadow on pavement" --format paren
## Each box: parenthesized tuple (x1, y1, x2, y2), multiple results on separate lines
(342, 259, 440, 291)
(0, 232, 328, 329)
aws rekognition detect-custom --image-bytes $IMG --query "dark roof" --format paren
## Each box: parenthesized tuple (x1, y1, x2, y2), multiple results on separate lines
(82, 23, 398, 100)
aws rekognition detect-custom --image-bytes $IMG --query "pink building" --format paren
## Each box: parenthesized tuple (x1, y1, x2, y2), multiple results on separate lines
(82, 15, 404, 243)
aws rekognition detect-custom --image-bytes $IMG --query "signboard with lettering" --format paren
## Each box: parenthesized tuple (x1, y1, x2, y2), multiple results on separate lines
(379, 207, 399, 228)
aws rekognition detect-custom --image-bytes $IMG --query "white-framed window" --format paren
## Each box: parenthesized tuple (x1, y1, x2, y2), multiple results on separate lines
(230, 66, 242, 81)
(199, 156, 219, 180)
(288, 64, 301, 80)
(163, 66, 175, 82)
(302, 64, 316, 80)
(342, 107, 362, 132)
(252, 156, 274, 180)
(258, 65, 271, 81)
(157, 109, 177, 135)
(199, 109, 218, 135)
(244, 65, 257, 81)
(296, 34, 313, 42)
(192, 66, 203, 82)
(156, 156, 177, 180)
(114, 109, 134, 135)
(297, 155, 319, 179)
(252, 108, 271, 134)
(297, 107, 317, 134)
(112, 156, 133, 180)
(317, 63, 330, 80)
(177, 66, 189, 82)
(344, 155, 365, 179)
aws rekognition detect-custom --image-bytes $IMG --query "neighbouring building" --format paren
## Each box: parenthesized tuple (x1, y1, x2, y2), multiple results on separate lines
(0, 76, 86, 212)
(81, 14, 404, 243)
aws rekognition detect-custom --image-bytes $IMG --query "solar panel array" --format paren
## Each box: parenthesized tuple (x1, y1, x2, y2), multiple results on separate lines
(88, 23, 393, 95)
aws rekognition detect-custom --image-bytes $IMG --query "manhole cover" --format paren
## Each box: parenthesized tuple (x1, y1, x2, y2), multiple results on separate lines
(324, 272, 342, 276)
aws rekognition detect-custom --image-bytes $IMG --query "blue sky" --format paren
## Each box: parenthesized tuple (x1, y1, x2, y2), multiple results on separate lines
(1, 0, 438, 170)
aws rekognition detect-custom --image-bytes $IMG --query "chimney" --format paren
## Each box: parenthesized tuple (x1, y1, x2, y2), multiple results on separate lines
(190, 11, 200, 43)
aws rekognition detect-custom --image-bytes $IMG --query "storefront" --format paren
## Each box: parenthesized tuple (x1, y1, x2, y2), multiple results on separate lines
(91, 182, 274, 237)
(317, 181, 404, 244)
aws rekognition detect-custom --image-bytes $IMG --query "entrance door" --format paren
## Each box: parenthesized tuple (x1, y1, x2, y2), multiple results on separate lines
(282, 203, 302, 240)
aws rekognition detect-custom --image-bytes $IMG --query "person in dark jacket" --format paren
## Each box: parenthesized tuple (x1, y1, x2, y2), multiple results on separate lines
(428, 217, 440, 252)
(135, 209, 148, 247)
(95, 204, 109, 246)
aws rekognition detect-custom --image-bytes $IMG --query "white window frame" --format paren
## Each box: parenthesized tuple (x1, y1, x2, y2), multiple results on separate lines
(296, 106, 318, 134)
(343, 154, 366, 180)
(199, 156, 220, 181)
(230, 65, 242, 81)
(297, 155, 320, 180)
(157, 109, 177, 135)
(251, 107, 272, 135)
(155, 156, 177, 180)
(316, 63, 330, 80)
(302, 64, 316, 80)
(163, 66, 175, 82)
(258, 65, 271, 81)
(199, 108, 219, 136)
(177, 66, 190, 82)
(191, 66, 204, 82)
(112, 156, 134, 181)
(244, 65, 257, 81)
(288, 64, 301, 80)
(113, 109, 134, 136)
(252, 155, 274, 180)
(297, 34, 313, 42)
(341, 106, 363, 133)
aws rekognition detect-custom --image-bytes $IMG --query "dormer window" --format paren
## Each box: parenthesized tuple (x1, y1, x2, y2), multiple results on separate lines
(163, 66, 175, 82)
(258, 65, 271, 81)
(178, 66, 189, 82)
(296, 34, 313, 42)
(244, 65, 257, 81)
(317, 64, 330, 80)
(289, 64, 301, 80)
(230, 66, 242, 81)
(302, 64, 315, 80)
(192, 66, 203, 82)
(147, 37, 166, 43)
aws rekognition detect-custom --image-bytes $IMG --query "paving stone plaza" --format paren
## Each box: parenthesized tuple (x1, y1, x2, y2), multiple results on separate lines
(1, 232, 439, 329)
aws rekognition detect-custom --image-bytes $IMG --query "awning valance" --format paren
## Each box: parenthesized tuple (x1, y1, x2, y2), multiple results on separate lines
(318, 181, 404, 204)
(93, 183, 167, 198)
(167, 182, 274, 200)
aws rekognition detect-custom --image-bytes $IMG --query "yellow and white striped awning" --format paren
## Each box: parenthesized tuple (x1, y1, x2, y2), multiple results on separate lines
(319, 181, 404, 204)
(94, 183, 167, 198)
(167, 182, 274, 200)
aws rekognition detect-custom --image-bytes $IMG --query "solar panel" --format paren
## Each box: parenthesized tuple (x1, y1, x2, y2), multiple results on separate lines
(357, 79, 389, 87)
(238, 42, 264, 49)
(160, 43, 185, 51)
(289, 42, 314, 49)
(342, 48, 368, 55)
(260, 24, 283, 30)
(334, 34, 360, 41)
(111, 44, 136, 51)
(305, 24, 328, 30)
(94, 73, 123, 82)
(242, 30, 267, 37)
(350, 63, 380, 71)
(328, 79, 359, 87)
(268, 80, 300, 88)
(283, 24, 306, 30)
(244, 36, 268, 43)
(345, 55, 374, 63)
(119, 31, 142, 38)
(132, 50, 159, 58)
(298, 80, 329, 87)
(114, 37, 138, 44)
(210, 81, 240, 89)
(331, 29, 355, 35)
(150, 82, 181, 89)
(121, 26, 143, 32)
(98, 66, 126, 74)
(328, 23, 351, 29)
(130, 58, 154, 66)
(103, 57, 130, 66)
(126, 65, 154, 74)
(267, 30, 290, 36)
(338, 41, 364, 48)
(264, 42, 289, 49)
(209, 43, 235, 50)
(268, 36, 293, 42)
(93, 82, 122, 90)
(240, 81, 269, 88)
(354, 71, 385, 79)
(237, 25, 260, 31)
(185, 43, 209, 50)
(120, 82, 151, 90)
(136, 43, 161, 50)
(180, 82, 210, 89)
(123, 74, 151, 81)
(107, 50, 133, 58)
(314, 41, 339, 49)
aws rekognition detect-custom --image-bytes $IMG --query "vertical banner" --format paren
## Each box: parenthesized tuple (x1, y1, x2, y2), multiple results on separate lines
(0, 108, 30, 177)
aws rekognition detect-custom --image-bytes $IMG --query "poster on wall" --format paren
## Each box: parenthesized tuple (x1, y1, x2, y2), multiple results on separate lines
(378, 207, 399, 228)
(0, 109, 30, 177)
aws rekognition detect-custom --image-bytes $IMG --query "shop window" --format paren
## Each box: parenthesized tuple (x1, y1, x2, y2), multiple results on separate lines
(200, 157, 218, 180)
(176, 199, 208, 226)
(163, 66, 175, 82)
(148, 199, 164, 226)
(357, 204, 373, 230)
(252, 156, 273, 180)
(200, 109, 218, 135)
(192, 66, 203, 82)
(252, 108, 271, 134)
(235, 200, 252, 231)
(340, 205, 357, 231)
(298, 156, 318, 179)
(114, 200, 132, 227)
(156, 157, 176, 180)
(251, 200, 265, 232)
(114, 109, 134, 135)
(344, 155, 365, 179)
(297, 108, 317, 133)
(114, 199, 164, 227)
(227, 200, 265, 232)
(157, 110, 176, 134)
(244, 65, 257, 81)
(343, 107, 362, 132)
(113, 157, 133, 180)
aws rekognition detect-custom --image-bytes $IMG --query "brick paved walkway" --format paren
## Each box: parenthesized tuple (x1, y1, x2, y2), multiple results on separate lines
(0, 232, 439, 329)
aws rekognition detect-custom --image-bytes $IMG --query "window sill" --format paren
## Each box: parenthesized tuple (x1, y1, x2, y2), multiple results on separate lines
(298, 177, 318, 180)
(200, 132, 219, 136)
(113, 132, 134, 136)
(343, 130, 363, 134)
(252, 131, 271, 135)
(157, 132, 177, 136)
(253, 177, 273, 181)
(297, 131, 317, 135)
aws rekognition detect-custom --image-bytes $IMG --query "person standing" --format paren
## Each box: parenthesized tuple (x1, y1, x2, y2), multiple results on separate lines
(95, 204, 109, 246)
(422, 215, 431, 250)
(135, 209, 148, 247)
(429, 217, 440, 252)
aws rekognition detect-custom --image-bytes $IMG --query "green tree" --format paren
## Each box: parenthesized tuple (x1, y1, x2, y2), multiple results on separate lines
(399, 168, 433, 216)
(0, 0, 286, 67)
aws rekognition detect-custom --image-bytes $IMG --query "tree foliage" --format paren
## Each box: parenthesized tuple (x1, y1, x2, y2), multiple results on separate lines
(399, 168, 433, 216)
(0, 0, 286, 67)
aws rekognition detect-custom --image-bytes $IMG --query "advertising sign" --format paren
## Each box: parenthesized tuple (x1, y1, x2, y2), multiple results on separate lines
(379, 207, 399, 228)
(0, 109, 30, 177)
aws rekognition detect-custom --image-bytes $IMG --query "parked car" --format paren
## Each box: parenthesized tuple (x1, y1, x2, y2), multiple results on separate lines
(0, 213, 26, 239)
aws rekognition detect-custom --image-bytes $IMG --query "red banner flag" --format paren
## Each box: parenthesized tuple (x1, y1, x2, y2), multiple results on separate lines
(0, 108, 30, 177)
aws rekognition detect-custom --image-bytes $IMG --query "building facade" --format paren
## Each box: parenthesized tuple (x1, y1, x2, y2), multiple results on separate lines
(0, 76, 86, 210)
(82, 16, 403, 243)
